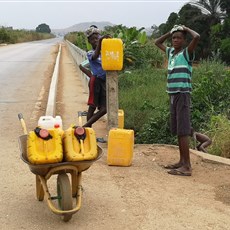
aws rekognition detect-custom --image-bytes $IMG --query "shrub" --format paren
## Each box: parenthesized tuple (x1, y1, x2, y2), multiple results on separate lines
(220, 38, 230, 65)
(136, 107, 177, 145)
(208, 115, 230, 158)
(0, 28, 10, 43)
(0, 28, 54, 44)
(191, 59, 230, 130)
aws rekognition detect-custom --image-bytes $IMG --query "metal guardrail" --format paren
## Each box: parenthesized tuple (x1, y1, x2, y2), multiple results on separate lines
(65, 39, 109, 124)
(65, 40, 89, 93)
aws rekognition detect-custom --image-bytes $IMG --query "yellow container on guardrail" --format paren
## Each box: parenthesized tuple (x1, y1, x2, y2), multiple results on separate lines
(107, 128, 134, 166)
(101, 38, 123, 71)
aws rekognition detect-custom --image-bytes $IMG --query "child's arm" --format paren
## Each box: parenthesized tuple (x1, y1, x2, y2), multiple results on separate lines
(92, 34, 111, 60)
(79, 64, 93, 78)
(79, 59, 93, 78)
(182, 26, 200, 54)
(154, 32, 171, 52)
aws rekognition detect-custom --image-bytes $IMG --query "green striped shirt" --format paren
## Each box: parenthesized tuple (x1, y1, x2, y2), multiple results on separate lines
(166, 47, 194, 94)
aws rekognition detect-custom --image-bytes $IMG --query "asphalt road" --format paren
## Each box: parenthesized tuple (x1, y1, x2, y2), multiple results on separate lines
(0, 38, 62, 229)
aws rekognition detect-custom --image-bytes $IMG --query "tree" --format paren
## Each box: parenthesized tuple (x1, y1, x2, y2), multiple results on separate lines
(158, 12, 178, 36)
(189, 0, 226, 25)
(185, 1, 226, 58)
(220, 0, 230, 17)
(36, 23, 51, 33)
(211, 17, 230, 63)
(177, 4, 211, 59)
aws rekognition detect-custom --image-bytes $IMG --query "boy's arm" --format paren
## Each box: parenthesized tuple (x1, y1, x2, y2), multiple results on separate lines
(154, 32, 171, 52)
(79, 64, 93, 78)
(182, 26, 200, 54)
(92, 34, 111, 60)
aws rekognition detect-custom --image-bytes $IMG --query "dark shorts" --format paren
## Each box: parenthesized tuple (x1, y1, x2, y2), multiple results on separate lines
(169, 93, 191, 136)
(93, 77, 106, 108)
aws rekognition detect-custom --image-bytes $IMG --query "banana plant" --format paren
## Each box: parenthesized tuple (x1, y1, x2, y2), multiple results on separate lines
(108, 25, 147, 68)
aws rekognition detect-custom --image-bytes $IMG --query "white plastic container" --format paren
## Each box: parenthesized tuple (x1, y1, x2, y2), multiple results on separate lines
(54, 115, 63, 129)
(38, 116, 63, 129)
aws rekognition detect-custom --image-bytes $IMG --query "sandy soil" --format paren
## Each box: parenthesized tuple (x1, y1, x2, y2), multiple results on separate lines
(54, 44, 230, 229)
(4, 42, 230, 230)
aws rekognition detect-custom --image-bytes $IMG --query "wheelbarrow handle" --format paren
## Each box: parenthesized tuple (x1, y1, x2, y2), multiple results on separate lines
(77, 111, 82, 117)
(18, 113, 24, 120)
(77, 111, 83, 127)
(18, 113, 28, 135)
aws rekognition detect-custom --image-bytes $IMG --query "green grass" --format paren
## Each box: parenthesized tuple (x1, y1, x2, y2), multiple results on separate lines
(119, 67, 167, 129)
(118, 61, 230, 156)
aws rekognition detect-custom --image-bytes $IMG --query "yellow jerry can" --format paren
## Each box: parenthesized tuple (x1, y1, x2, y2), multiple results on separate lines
(63, 126, 97, 161)
(118, 109, 124, 129)
(107, 128, 134, 166)
(27, 128, 63, 164)
(101, 38, 123, 71)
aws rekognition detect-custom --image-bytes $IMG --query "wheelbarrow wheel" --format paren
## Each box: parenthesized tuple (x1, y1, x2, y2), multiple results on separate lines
(36, 175, 44, 201)
(57, 173, 73, 222)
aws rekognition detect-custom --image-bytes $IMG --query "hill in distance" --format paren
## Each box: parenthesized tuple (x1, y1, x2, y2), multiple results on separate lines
(51, 21, 114, 36)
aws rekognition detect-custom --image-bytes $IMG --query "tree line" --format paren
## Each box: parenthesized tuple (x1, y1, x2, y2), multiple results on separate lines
(0, 23, 52, 44)
(152, 0, 230, 64)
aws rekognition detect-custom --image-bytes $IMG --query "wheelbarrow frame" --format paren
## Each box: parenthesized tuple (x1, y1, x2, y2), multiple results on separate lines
(18, 134, 103, 222)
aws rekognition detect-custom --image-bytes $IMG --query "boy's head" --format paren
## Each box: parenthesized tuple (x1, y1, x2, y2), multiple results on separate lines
(85, 25, 100, 37)
(85, 25, 101, 49)
(170, 25, 187, 37)
(170, 25, 187, 49)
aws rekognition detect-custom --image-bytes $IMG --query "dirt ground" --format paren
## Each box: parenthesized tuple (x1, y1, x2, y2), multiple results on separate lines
(53, 43, 230, 229)
(4, 42, 230, 230)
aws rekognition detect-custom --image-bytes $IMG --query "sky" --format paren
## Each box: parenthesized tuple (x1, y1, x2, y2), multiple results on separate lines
(0, 0, 189, 30)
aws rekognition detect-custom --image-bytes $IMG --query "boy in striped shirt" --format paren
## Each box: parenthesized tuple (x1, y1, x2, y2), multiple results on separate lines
(155, 25, 200, 176)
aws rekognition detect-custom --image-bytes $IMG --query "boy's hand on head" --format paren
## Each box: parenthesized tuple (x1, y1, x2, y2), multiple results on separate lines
(100, 34, 112, 40)
(170, 24, 184, 34)
(98, 34, 112, 45)
(182, 25, 188, 31)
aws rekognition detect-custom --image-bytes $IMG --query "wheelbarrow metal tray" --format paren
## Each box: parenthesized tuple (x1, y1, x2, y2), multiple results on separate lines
(18, 135, 103, 176)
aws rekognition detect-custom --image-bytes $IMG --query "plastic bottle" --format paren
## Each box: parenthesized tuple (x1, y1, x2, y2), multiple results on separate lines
(38, 116, 55, 129)
(54, 115, 63, 129)
(38, 115, 63, 129)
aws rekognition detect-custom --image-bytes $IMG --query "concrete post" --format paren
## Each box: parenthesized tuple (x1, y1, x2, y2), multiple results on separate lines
(106, 71, 118, 130)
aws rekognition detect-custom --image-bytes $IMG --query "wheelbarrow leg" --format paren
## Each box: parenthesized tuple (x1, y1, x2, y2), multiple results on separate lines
(71, 171, 79, 197)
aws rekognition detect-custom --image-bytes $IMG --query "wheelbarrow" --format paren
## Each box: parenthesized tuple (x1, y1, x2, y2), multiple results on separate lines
(18, 113, 103, 222)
